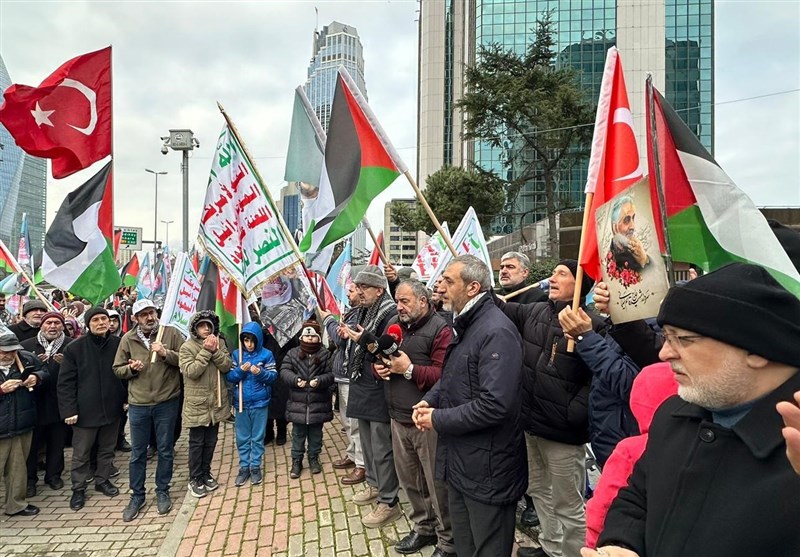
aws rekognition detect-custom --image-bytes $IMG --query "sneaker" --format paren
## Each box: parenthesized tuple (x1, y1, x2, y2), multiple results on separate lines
(352, 485, 379, 506)
(188, 479, 207, 498)
(361, 502, 402, 528)
(250, 468, 263, 485)
(203, 474, 219, 492)
(234, 468, 250, 487)
(309, 457, 322, 475)
(290, 459, 303, 479)
(156, 491, 172, 515)
(116, 438, 132, 452)
(110, 466, 121, 478)
(122, 497, 145, 522)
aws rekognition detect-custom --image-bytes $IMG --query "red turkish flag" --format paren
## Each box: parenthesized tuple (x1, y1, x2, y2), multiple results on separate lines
(0, 46, 111, 179)
(579, 47, 642, 280)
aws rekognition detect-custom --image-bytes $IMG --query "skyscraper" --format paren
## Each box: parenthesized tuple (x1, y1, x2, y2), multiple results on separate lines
(279, 182, 301, 235)
(304, 21, 368, 132)
(0, 54, 47, 255)
(418, 0, 713, 235)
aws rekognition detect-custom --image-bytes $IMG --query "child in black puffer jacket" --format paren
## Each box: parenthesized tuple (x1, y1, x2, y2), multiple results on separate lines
(280, 321, 333, 479)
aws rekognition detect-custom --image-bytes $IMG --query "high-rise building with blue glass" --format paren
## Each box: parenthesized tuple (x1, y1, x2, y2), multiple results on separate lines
(0, 54, 48, 258)
(304, 21, 367, 132)
(418, 0, 713, 237)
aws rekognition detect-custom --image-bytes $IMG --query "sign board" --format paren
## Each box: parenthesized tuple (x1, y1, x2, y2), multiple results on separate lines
(118, 227, 142, 251)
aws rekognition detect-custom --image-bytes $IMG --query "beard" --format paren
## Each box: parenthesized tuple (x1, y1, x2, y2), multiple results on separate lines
(673, 356, 752, 410)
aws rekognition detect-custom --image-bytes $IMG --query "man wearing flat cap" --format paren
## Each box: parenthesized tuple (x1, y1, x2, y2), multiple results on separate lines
(58, 307, 126, 512)
(9, 300, 48, 342)
(21, 311, 73, 496)
(585, 263, 800, 557)
(0, 328, 48, 516)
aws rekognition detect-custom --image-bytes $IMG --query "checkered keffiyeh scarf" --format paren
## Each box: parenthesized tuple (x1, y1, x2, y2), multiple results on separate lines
(345, 290, 396, 382)
(136, 326, 156, 350)
(37, 330, 65, 359)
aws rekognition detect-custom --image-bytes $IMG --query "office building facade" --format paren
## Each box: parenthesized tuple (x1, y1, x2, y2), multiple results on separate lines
(384, 199, 420, 268)
(418, 0, 713, 236)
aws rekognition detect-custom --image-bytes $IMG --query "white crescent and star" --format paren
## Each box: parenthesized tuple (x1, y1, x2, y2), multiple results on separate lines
(29, 78, 98, 136)
(612, 106, 644, 182)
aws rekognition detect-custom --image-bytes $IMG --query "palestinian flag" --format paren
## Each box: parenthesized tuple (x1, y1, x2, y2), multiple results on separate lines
(119, 253, 140, 287)
(196, 260, 240, 345)
(41, 161, 121, 303)
(0, 239, 22, 275)
(299, 67, 406, 254)
(648, 84, 800, 296)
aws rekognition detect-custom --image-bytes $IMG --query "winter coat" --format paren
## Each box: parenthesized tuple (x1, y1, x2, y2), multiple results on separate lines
(179, 311, 233, 428)
(585, 363, 677, 548)
(0, 350, 48, 439)
(113, 326, 183, 406)
(598, 371, 800, 557)
(324, 308, 359, 383)
(346, 307, 397, 423)
(9, 320, 38, 342)
(21, 335, 73, 425)
(281, 345, 334, 425)
(423, 293, 527, 506)
(226, 322, 277, 410)
(576, 329, 641, 465)
(58, 333, 126, 428)
(497, 296, 607, 445)
(263, 328, 297, 422)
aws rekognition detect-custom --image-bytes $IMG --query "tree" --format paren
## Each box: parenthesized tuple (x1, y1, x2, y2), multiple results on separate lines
(456, 12, 596, 257)
(390, 165, 505, 235)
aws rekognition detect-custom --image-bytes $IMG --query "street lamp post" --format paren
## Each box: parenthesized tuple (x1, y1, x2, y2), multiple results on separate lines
(160, 130, 199, 252)
(161, 219, 174, 248)
(145, 169, 168, 259)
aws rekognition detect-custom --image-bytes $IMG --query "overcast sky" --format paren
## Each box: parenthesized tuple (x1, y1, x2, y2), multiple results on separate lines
(0, 0, 798, 251)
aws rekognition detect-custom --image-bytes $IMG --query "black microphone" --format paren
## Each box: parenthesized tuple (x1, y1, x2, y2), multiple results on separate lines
(377, 334, 401, 358)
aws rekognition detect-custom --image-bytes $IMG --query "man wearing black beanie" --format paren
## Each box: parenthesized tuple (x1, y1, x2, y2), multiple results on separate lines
(591, 263, 800, 557)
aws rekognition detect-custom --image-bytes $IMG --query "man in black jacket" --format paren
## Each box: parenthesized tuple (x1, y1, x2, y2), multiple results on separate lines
(0, 329, 48, 516)
(376, 280, 454, 556)
(58, 307, 126, 511)
(415, 255, 526, 557)
(21, 311, 73, 496)
(588, 263, 800, 557)
(9, 300, 47, 343)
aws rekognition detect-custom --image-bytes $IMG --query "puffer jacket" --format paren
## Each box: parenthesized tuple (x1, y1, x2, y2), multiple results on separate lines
(497, 296, 606, 445)
(281, 345, 334, 425)
(226, 322, 277, 410)
(0, 350, 48, 439)
(179, 311, 233, 428)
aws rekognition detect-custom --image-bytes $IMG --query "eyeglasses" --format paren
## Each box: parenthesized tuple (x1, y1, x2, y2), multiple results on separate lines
(658, 332, 706, 349)
(355, 284, 376, 291)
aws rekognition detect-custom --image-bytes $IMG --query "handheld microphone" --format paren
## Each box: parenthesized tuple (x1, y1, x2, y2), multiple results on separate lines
(377, 334, 401, 358)
(387, 323, 403, 344)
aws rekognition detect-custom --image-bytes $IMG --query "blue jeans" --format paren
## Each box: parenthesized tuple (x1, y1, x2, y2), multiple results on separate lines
(128, 398, 179, 498)
(291, 423, 323, 460)
(235, 407, 268, 469)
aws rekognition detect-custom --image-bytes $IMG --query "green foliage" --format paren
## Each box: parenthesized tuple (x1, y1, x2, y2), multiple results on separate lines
(390, 166, 505, 235)
(456, 12, 596, 255)
(527, 257, 560, 283)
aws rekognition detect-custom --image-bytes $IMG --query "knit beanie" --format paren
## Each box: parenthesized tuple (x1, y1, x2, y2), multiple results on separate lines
(355, 265, 387, 289)
(22, 299, 47, 316)
(40, 311, 66, 326)
(768, 219, 800, 272)
(657, 262, 800, 366)
(558, 259, 595, 298)
(83, 306, 109, 327)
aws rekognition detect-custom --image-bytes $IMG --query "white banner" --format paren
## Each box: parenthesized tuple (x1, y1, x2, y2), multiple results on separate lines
(426, 208, 494, 288)
(159, 252, 200, 338)
(412, 222, 450, 281)
(199, 125, 299, 297)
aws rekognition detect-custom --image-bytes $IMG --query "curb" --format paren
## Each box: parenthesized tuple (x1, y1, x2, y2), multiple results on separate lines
(157, 490, 198, 557)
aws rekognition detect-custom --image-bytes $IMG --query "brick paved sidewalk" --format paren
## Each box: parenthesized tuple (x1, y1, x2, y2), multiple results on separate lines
(1, 412, 539, 556)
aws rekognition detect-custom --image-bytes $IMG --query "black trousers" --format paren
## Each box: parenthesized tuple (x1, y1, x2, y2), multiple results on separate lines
(26, 422, 68, 484)
(71, 420, 119, 491)
(448, 486, 517, 557)
(188, 423, 219, 481)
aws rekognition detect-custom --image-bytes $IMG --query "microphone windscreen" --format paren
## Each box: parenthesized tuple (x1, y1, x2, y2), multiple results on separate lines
(387, 323, 403, 343)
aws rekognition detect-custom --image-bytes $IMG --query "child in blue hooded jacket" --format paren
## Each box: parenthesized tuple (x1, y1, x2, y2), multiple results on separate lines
(226, 322, 277, 486)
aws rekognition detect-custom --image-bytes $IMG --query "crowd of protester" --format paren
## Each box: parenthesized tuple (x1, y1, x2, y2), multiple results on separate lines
(1, 238, 800, 557)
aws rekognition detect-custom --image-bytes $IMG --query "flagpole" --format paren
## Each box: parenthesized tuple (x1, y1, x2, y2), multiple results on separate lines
(0, 239, 56, 312)
(361, 218, 389, 267)
(216, 102, 325, 310)
(646, 75, 676, 287)
(238, 321, 243, 413)
(402, 171, 458, 257)
(565, 192, 594, 353)
(150, 326, 164, 364)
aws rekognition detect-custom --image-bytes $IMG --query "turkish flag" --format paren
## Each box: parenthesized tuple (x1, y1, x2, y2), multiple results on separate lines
(0, 46, 111, 179)
(579, 47, 642, 280)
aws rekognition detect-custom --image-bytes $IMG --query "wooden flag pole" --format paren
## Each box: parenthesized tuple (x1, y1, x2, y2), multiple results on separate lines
(567, 192, 595, 353)
(403, 170, 458, 257)
(216, 369, 222, 407)
(499, 283, 541, 302)
(217, 102, 325, 310)
(361, 218, 389, 267)
(238, 322, 243, 413)
(150, 325, 165, 363)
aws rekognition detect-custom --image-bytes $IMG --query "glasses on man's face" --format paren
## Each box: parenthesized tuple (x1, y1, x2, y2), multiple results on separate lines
(658, 332, 705, 349)
(355, 284, 375, 292)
